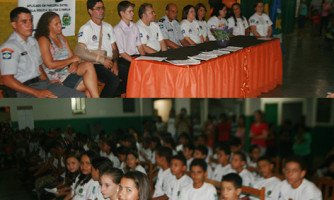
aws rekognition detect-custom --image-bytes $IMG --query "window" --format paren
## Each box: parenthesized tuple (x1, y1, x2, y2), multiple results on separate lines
(71, 98, 86, 114)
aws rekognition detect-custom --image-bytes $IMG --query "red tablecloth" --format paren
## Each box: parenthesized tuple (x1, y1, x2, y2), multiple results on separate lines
(126, 39, 282, 98)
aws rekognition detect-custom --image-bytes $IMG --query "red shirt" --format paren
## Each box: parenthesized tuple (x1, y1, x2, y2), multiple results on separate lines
(250, 122, 269, 147)
(217, 121, 231, 142)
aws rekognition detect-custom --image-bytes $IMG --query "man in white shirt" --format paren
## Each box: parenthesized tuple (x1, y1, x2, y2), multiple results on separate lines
(158, 3, 188, 49)
(180, 159, 218, 200)
(277, 157, 322, 200)
(75, 0, 120, 97)
(137, 3, 167, 54)
(252, 156, 281, 200)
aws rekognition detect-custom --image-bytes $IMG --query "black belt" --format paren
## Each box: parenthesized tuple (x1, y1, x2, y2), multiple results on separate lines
(23, 77, 40, 86)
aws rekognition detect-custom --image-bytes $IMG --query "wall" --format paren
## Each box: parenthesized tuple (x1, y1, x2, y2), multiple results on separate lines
(0, 0, 210, 48)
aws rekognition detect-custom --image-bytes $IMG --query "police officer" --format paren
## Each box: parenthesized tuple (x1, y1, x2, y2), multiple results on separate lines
(158, 3, 188, 49)
(75, 0, 120, 97)
(137, 3, 167, 54)
(0, 7, 84, 98)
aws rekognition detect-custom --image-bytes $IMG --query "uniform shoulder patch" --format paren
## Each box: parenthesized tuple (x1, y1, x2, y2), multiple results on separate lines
(159, 24, 164, 29)
(1, 48, 14, 60)
(159, 18, 165, 23)
(78, 32, 83, 37)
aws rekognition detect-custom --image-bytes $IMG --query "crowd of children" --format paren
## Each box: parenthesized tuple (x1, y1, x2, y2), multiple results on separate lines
(0, 113, 333, 200)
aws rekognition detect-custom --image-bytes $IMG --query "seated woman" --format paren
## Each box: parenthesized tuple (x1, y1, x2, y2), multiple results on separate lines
(35, 12, 99, 98)
(227, 3, 250, 36)
(195, 3, 209, 42)
(207, 3, 228, 41)
(249, 1, 273, 37)
(180, 5, 204, 45)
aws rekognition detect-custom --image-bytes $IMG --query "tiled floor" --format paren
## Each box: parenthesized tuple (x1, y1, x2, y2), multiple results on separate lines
(261, 27, 334, 97)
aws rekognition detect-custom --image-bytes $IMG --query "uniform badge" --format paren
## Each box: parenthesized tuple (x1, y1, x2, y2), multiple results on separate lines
(250, 19, 255, 23)
(78, 32, 83, 37)
(147, 35, 150, 40)
(92, 186, 96, 194)
(159, 24, 164, 29)
(199, 25, 203, 30)
(92, 35, 97, 41)
(107, 33, 111, 40)
(182, 30, 185, 34)
(79, 188, 83, 194)
(20, 51, 28, 56)
(1, 48, 14, 60)
(189, 29, 192, 33)
(159, 18, 165, 23)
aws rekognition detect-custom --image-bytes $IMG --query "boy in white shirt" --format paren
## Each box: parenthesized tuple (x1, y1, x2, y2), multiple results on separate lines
(231, 151, 255, 187)
(153, 146, 174, 199)
(212, 145, 234, 181)
(277, 157, 322, 200)
(182, 144, 194, 170)
(137, 3, 167, 53)
(180, 159, 218, 200)
(193, 145, 213, 179)
(252, 156, 281, 200)
(220, 173, 243, 200)
(167, 154, 193, 200)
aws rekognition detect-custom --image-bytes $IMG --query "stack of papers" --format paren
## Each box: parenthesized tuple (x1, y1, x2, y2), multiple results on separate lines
(202, 50, 231, 56)
(166, 59, 201, 66)
(135, 56, 167, 61)
(188, 53, 217, 61)
(257, 37, 273, 41)
(219, 46, 243, 52)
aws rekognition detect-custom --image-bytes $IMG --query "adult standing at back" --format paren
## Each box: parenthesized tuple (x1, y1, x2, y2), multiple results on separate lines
(75, 0, 120, 97)
(158, 3, 189, 49)
(137, 3, 167, 54)
(250, 110, 268, 156)
(249, 1, 273, 37)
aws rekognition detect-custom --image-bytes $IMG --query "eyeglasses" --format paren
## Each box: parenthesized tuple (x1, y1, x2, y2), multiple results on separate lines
(93, 6, 105, 11)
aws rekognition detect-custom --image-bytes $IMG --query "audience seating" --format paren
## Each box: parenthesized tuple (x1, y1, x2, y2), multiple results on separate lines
(314, 177, 334, 200)
(241, 186, 265, 200)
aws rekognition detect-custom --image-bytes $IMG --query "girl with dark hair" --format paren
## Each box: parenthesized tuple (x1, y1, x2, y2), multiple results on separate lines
(207, 3, 228, 41)
(249, 1, 273, 37)
(35, 12, 99, 98)
(64, 150, 98, 200)
(195, 3, 209, 41)
(90, 157, 113, 199)
(118, 171, 150, 200)
(180, 5, 204, 45)
(100, 168, 124, 200)
(227, 3, 250, 36)
(100, 139, 121, 168)
(125, 149, 146, 174)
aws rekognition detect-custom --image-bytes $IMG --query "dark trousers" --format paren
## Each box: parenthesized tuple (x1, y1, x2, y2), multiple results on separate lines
(117, 57, 131, 94)
(94, 64, 120, 97)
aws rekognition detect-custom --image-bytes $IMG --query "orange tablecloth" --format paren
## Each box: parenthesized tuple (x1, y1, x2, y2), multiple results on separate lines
(127, 39, 282, 98)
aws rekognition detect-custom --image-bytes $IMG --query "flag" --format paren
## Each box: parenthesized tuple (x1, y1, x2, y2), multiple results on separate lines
(263, 0, 270, 14)
(270, 0, 282, 41)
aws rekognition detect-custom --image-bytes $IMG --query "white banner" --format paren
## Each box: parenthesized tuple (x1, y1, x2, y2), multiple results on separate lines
(18, 0, 75, 36)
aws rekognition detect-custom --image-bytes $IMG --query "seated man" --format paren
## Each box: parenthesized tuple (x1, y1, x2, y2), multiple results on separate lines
(75, 0, 120, 97)
(0, 7, 84, 98)
(159, 3, 189, 49)
(137, 3, 167, 54)
(114, 0, 145, 94)
(277, 156, 322, 200)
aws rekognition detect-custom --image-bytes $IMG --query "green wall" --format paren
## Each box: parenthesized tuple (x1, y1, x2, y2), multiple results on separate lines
(11, 116, 153, 135)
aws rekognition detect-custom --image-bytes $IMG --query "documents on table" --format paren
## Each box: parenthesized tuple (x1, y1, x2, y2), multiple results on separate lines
(166, 58, 201, 66)
(219, 46, 243, 52)
(135, 56, 168, 61)
(188, 53, 217, 61)
(201, 50, 231, 56)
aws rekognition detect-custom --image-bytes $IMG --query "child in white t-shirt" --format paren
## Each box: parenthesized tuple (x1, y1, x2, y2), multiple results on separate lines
(220, 173, 243, 200)
(180, 159, 218, 200)
(183, 144, 194, 170)
(125, 149, 146, 174)
(194, 145, 214, 179)
(213, 145, 234, 181)
(231, 151, 255, 187)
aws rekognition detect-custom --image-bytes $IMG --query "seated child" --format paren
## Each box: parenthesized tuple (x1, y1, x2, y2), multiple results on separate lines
(220, 173, 243, 200)
(180, 159, 218, 200)
(231, 151, 255, 187)
(100, 167, 124, 200)
(182, 144, 194, 170)
(212, 144, 234, 181)
(125, 149, 146, 174)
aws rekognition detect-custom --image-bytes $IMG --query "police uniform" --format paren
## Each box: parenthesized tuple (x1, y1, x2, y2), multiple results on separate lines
(0, 32, 84, 97)
(249, 13, 273, 37)
(197, 20, 208, 39)
(277, 179, 322, 200)
(158, 16, 183, 46)
(207, 16, 228, 41)
(137, 19, 164, 51)
(227, 16, 249, 36)
(180, 19, 202, 44)
(77, 20, 120, 97)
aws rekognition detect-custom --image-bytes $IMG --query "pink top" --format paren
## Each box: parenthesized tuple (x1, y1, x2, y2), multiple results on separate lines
(114, 20, 142, 56)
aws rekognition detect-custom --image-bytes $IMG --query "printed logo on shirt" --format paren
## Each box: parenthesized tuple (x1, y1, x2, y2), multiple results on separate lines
(168, 29, 173, 32)
(1, 48, 14, 60)
(78, 32, 83, 37)
(267, 190, 272, 196)
(177, 190, 180, 197)
(199, 25, 203, 30)
(147, 35, 150, 40)
(250, 19, 256, 23)
(20, 51, 28, 56)
(107, 33, 111, 40)
(266, 20, 269, 24)
(92, 35, 97, 41)
(159, 24, 164, 29)
(79, 188, 83, 194)
(156, 32, 159, 39)
(182, 29, 185, 34)
(189, 29, 192, 33)
(92, 186, 96, 194)
(139, 33, 143, 38)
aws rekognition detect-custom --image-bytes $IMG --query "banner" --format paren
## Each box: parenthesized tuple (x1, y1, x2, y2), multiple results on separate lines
(270, 0, 282, 41)
(18, 0, 75, 36)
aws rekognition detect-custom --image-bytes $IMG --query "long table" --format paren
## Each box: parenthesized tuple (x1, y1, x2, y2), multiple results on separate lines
(126, 36, 283, 98)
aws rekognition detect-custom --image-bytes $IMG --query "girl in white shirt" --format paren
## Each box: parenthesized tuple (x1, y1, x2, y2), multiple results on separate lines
(195, 3, 209, 41)
(91, 157, 114, 200)
(249, 1, 273, 37)
(100, 168, 124, 200)
(207, 3, 228, 41)
(227, 3, 250, 36)
(125, 149, 147, 174)
(180, 5, 204, 45)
